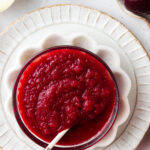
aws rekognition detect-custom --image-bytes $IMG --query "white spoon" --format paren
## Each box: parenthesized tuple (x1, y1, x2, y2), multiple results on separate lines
(45, 129, 69, 150)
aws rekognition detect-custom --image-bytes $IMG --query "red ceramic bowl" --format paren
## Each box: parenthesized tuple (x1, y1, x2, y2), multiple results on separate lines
(13, 46, 119, 150)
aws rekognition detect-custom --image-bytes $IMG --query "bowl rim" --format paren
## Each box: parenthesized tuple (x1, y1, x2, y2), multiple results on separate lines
(13, 45, 119, 150)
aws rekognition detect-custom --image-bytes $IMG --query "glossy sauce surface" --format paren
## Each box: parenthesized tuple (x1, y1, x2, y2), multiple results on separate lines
(17, 48, 116, 145)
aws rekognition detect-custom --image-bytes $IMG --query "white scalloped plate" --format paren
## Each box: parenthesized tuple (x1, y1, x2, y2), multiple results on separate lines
(0, 4, 150, 150)
(3, 33, 131, 149)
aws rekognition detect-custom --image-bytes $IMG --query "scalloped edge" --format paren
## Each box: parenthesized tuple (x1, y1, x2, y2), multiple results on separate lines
(4, 33, 130, 148)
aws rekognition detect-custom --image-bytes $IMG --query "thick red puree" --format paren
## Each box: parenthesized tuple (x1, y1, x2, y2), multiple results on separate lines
(17, 48, 116, 146)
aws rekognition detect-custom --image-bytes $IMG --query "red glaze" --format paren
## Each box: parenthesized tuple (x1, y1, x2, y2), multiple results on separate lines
(17, 48, 116, 146)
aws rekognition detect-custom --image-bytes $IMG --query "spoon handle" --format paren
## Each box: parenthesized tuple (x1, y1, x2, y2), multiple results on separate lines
(45, 129, 69, 150)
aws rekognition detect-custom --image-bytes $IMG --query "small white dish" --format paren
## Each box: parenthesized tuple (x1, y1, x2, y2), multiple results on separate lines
(7, 33, 131, 149)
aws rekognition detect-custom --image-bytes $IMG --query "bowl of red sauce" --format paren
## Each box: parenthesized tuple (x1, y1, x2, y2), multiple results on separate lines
(13, 46, 119, 150)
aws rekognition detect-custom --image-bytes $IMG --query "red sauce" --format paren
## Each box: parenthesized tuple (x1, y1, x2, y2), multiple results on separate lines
(17, 48, 116, 146)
